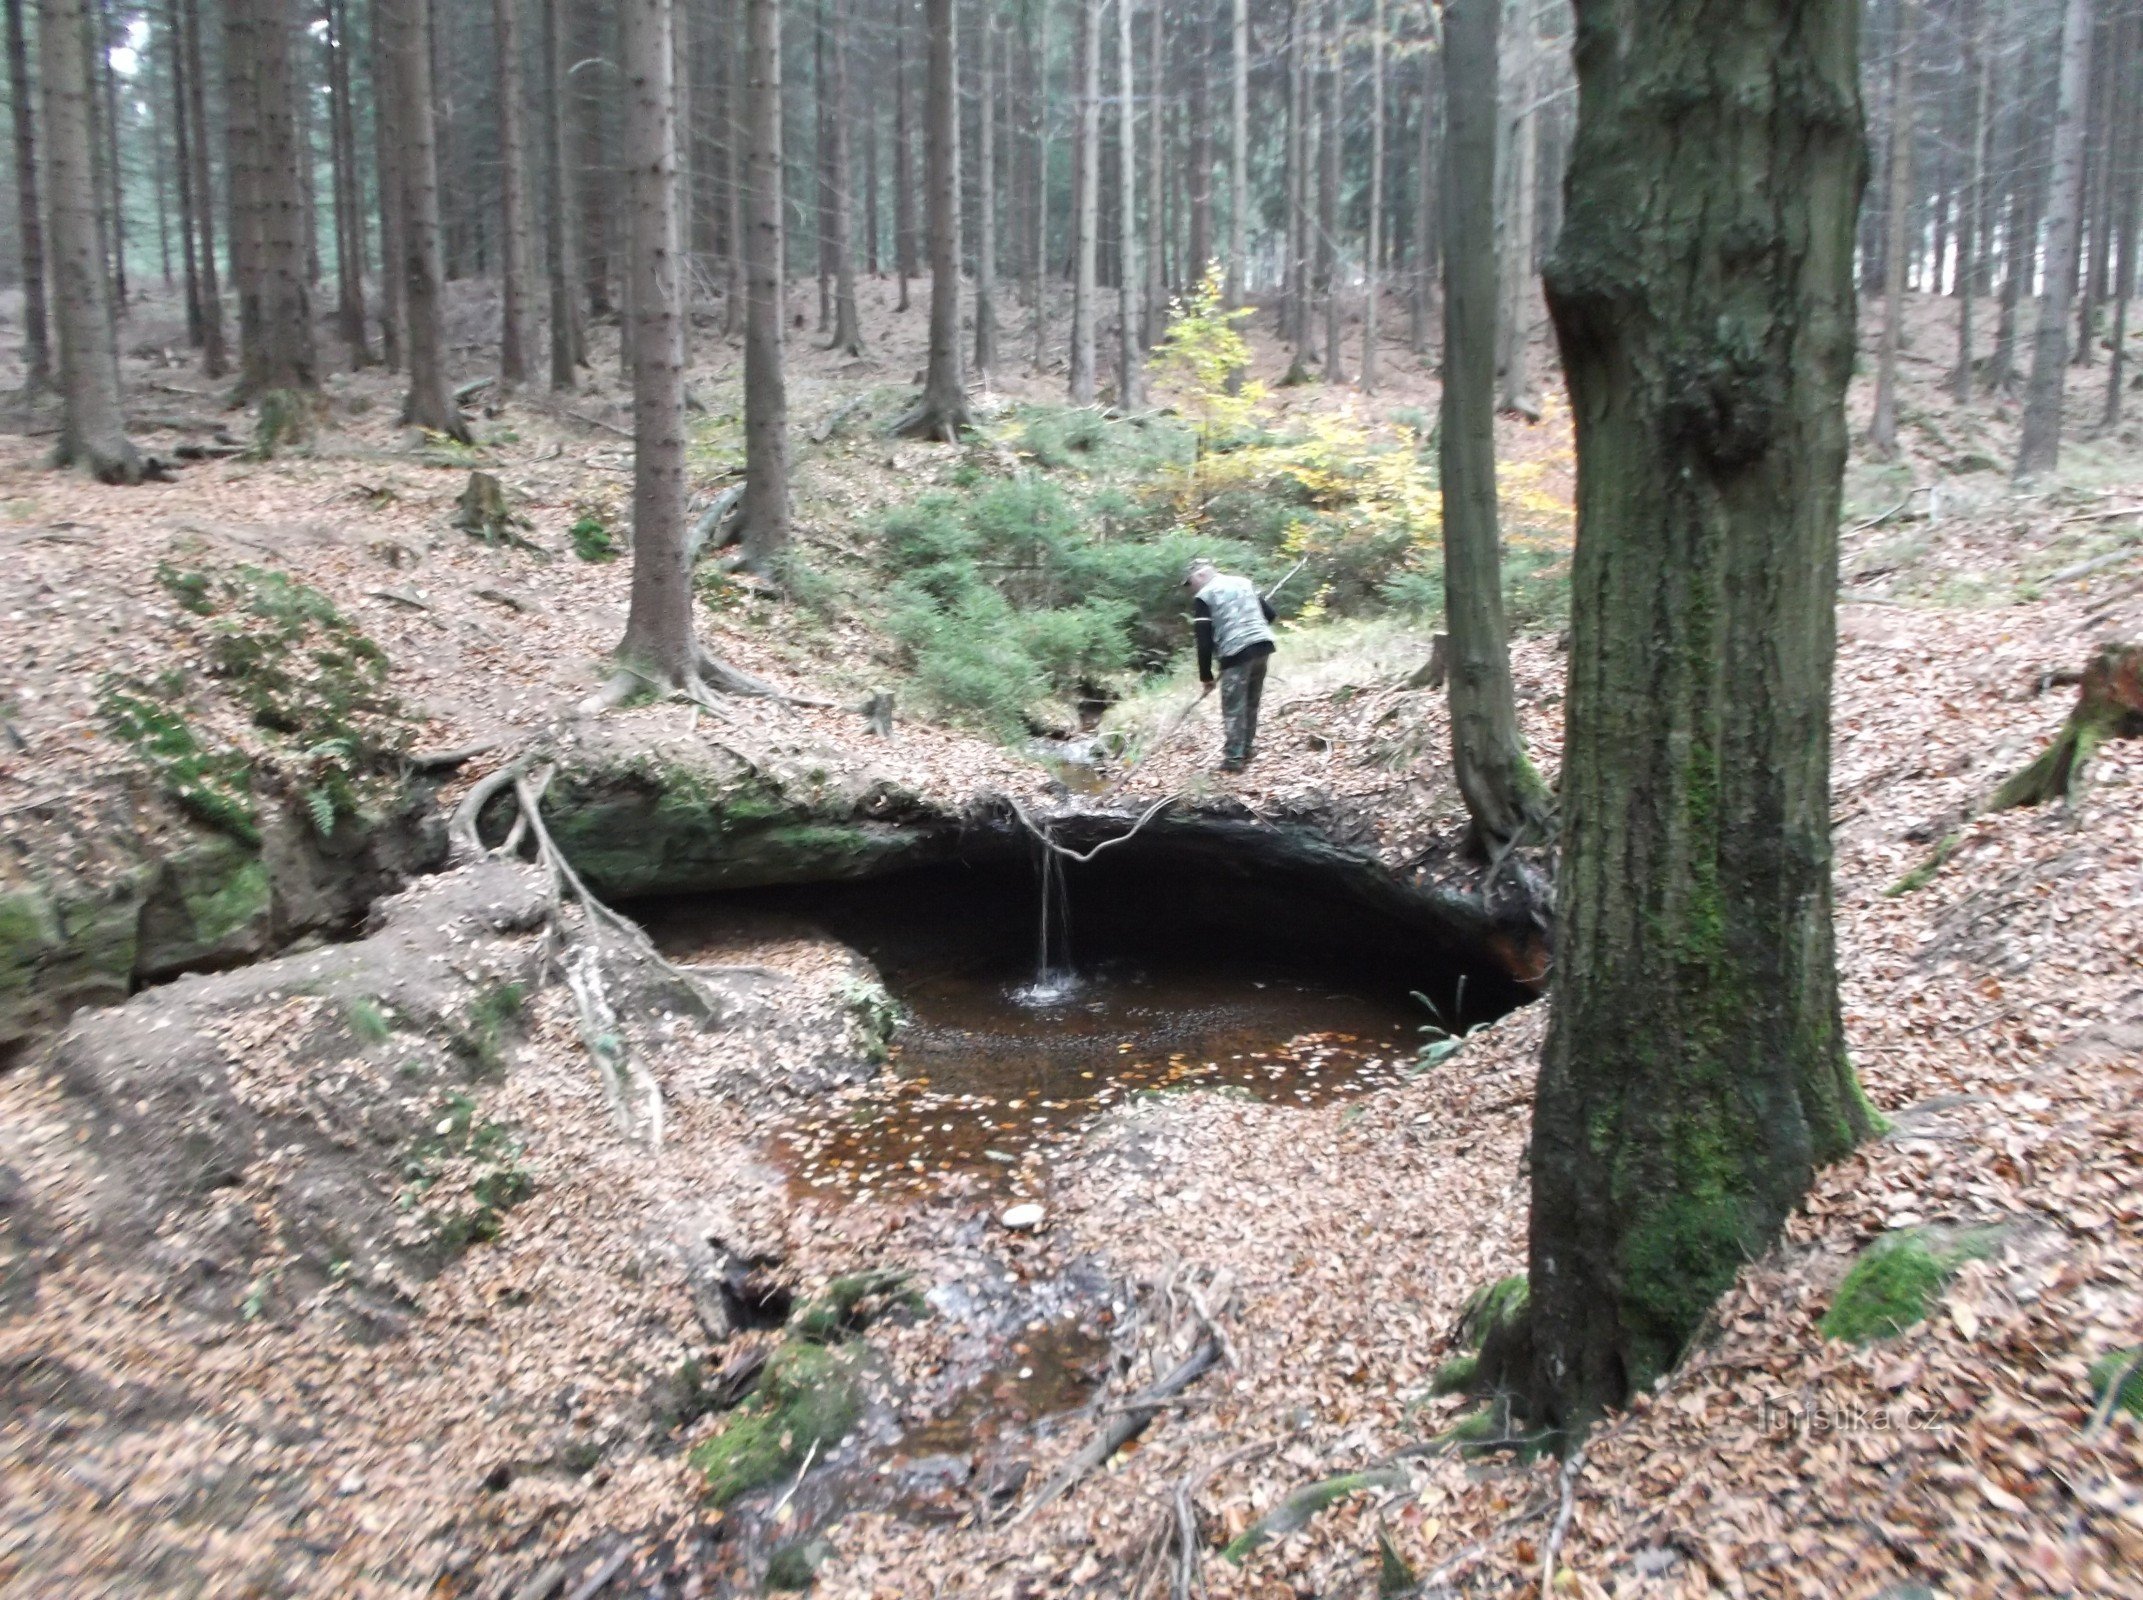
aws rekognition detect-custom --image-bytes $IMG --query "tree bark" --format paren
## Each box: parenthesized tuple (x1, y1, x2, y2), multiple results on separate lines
(544, 0, 580, 386)
(180, 0, 223, 375)
(2102, 0, 2140, 426)
(739, 0, 790, 566)
(894, 0, 972, 436)
(2017, 0, 2095, 478)
(975, 0, 997, 374)
(615, 0, 697, 687)
(1868, 0, 1913, 457)
(1318, 0, 1342, 381)
(6, 0, 51, 388)
(226, 0, 315, 396)
(327, 0, 372, 362)
(1361, 0, 1384, 391)
(1067, 0, 1098, 400)
(1951, 0, 1992, 401)
(895, 0, 917, 309)
(39, 0, 139, 478)
(1285, 0, 1311, 359)
(371, 0, 405, 371)
(387, 0, 466, 438)
(1493, 0, 1536, 415)
(1226, 0, 1246, 306)
(168, 0, 203, 348)
(828, 0, 864, 354)
(494, 0, 533, 384)
(1439, 0, 1546, 857)
(1029, 0, 1048, 369)
(1185, 0, 1210, 287)
(1530, 0, 1874, 1433)
(1410, 32, 1436, 355)
(1115, 0, 1143, 407)
(722, 0, 744, 335)
(1143, 0, 1162, 332)
(95, 0, 123, 307)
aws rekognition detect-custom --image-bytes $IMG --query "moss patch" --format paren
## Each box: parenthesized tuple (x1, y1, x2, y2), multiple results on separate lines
(789, 1269, 920, 1344)
(688, 1342, 865, 1506)
(2088, 1348, 2143, 1420)
(1820, 1225, 2004, 1344)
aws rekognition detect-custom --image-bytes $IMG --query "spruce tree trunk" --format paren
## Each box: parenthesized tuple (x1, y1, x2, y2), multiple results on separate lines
(233, 0, 315, 394)
(6, 0, 51, 388)
(388, 0, 466, 438)
(1142, 0, 1162, 334)
(1226, 0, 1246, 306)
(1989, 102, 2035, 392)
(1318, 0, 1342, 381)
(1186, 0, 1210, 286)
(1439, 0, 1546, 855)
(1493, 0, 1536, 416)
(894, 0, 973, 437)
(615, 0, 696, 688)
(1115, 0, 1143, 408)
(494, 0, 533, 385)
(95, 0, 123, 307)
(1067, 0, 1098, 401)
(39, 0, 139, 479)
(327, 0, 371, 362)
(1361, 0, 1383, 392)
(168, 0, 203, 349)
(1951, 0, 1991, 401)
(544, 0, 580, 386)
(815, 0, 834, 332)
(1029, 0, 1048, 370)
(2017, 0, 2095, 478)
(721, 0, 743, 336)
(1531, 0, 1875, 1433)
(739, 0, 790, 567)
(371, 0, 406, 371)
(1868, 0, 1914, 458)
(2102, 3, 2140, 427)
(895, 0, 916, 310)
(180, 0, 223, 375)
(828, 0, 864, 354)
(1410, 40, 1435, 356)
(1284, 0, 1310, 356)
(975, 0, 997, 375)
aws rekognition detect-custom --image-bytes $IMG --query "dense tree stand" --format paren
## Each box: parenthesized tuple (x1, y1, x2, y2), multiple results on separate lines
(1524, 0, 1877, 1436)
(891, 0, 972, 441)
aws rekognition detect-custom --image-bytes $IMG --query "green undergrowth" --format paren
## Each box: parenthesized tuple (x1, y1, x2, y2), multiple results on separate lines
(103, 562, 411, 842)
(451, 980, 529, 1076)
(2089, 1348, 2143, 1420)
(399, 1091, 534, 1253)
(688, 1341, 868, 1506)
(1820, 1225, 2005, 1344)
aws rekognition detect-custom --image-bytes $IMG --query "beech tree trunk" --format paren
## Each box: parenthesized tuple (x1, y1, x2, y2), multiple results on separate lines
(544, 0, 580, 386)
(494, 0, 533, 384)
(180, 0, 223, 375)
(39, 0, 139, 479)
(388, 0, 465, 438)
(1116, 0, 1143, 407)
(2017, 0, 2095, 478)
(615, 0, 696, 687)
(894, 0, 972, 437)
(739, 0, 790, 567)
(1531, 0, 1874, 1433)
(6, 0, 51, 389)
(1439, 0, 1546, 855)
(828, 0, 864, 354)
(1868, 0, 1914, 457)
(1067, 0, 1098, 401)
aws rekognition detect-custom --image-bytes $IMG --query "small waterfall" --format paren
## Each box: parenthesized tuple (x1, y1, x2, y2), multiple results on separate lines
(1014, 830, 1079, 1005)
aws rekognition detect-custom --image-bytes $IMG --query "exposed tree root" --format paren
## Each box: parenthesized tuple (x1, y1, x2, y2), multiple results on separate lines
(1987, 643, 2142, 810)
(995, 791, 1179, 862)
(1011, 1335, 1221, 1526)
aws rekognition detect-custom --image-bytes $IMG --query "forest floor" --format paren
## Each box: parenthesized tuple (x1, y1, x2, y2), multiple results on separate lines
(1, 279, 2142, 1599)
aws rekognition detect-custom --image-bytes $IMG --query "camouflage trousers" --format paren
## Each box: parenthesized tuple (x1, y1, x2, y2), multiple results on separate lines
(1219, 653, 1269, 766)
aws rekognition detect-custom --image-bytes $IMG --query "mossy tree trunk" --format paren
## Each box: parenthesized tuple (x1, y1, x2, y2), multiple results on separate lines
(1438, 0, 1549, 856)
(1529, 0, 1875, 1434)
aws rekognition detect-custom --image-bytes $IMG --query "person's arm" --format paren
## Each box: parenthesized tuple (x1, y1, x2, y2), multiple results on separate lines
(1260, 595, 1276, 623)
(1193, 596, 1215, 682)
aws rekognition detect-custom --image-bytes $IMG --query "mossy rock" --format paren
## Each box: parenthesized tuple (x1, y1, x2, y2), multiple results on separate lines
(688, 1342, 865, 1506)
(789, 1269, 920, 1343)
(2089, 1348, 2143, 1421)
(1429, 1352, 1479, 1396)
(764, 1537, 835, 1591)
(1820, 1224, 2005, 1344)
(0, 877, 146, 1048)
(1454, 1275, 1528, 1349)
(136, 834, 274, 979)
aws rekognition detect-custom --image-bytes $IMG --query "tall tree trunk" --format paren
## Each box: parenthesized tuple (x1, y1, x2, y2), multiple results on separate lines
(2017, 0, 2096, 478)
(1185, 0, 1210, 286)
(1952, 0, 1992, 401)
(371, 0, 406, 370)
(39, 0, 138, 478)
(2076, 3, 2115, 367)
(1030, 0, 1049, 368)
(152, 47, 171, 286)
(1494, 0, 1536, 414)
(575, 0, 612, 317)
(895, 0, 916, 309)
(1868, 0, 1913, 457)
(1285, 0, 1311, 357)
(615, 0, 696, 686)
(544, 0, 580, 385)
(895, 0, 972, 435)
(495, 0, 533, 384)
(1409, 35, 1435, 355)
(327, 0, 371, 362)
(1362, 0, 1384, 391)
(1439, 0, 1546, 855)
(169, 0, 203, 348)
(722, 0, 744, 335)
(1067, 0, 1098, 400)
(6, 0, 51, 388)
(228, 0, 315, 395)
(180, 0, 223, 375)
(291, 11, 317, 290)
(1142, 0, 1161, 335)
(2102, 0, 2139, 426)
(1226, 0, 1246, 305)
(975, 0, 997, 373)
(96, 0, 124, 307)
(1989, 96, 2037, 392)
(1530, 0, 1874, 1434)
(815, 0, 833, 331)
(829, 0, 864, 353)
(388, 0, 465, 437)
(1318, 0, 1342, 381)
(1116, 0, 1143, 406)
(864, 18, 880, 275)
(739, 0, 790, 566)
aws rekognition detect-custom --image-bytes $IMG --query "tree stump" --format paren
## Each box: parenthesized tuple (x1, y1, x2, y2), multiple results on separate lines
(1989, 643, 2143, 809)
(454, 470, 535, 550)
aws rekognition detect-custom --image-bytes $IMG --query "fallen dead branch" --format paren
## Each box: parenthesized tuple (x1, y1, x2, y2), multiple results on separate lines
(996, 790, 1178, 863)
(1011, 1334, 1222, 1525)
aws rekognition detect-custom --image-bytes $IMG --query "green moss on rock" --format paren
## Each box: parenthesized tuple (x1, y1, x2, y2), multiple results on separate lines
(688, 1342, 865, 1505)
(1820, 1225, 2003, 1344)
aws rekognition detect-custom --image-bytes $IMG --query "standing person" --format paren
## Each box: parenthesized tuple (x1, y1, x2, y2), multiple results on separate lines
(1186, 559, 1277, 772)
